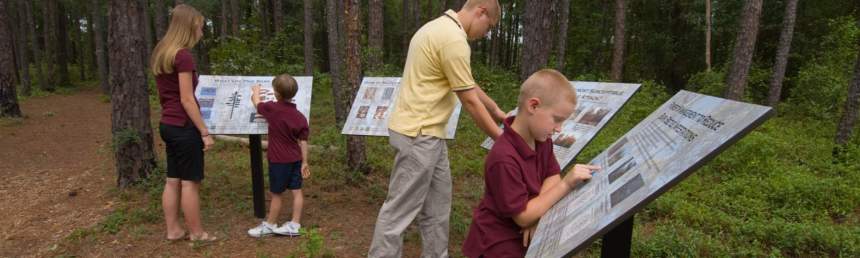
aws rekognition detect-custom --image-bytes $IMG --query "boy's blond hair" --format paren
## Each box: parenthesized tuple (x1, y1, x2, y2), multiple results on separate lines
(272, 74, 298, 101)
(462, 0, 501, 22)
(150, 4, 205, 76)
(517, 69, 577, 110)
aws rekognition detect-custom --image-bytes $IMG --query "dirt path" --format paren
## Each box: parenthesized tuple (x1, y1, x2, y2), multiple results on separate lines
(0, 88, 115, 257)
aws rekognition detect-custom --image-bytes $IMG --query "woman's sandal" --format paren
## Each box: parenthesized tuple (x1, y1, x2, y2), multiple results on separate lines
(166, 231, 187, 242)
(189, 232, 218, 242)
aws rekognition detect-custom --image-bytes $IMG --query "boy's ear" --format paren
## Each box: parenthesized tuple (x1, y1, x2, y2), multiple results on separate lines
(525, 97, 541, 113)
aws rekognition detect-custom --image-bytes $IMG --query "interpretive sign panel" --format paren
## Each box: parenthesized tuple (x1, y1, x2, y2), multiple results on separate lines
(341, 77, 462, 139)
(481, 81, 641, 169)
(525, 90, 773, 257)
(194, 75, 313, 135)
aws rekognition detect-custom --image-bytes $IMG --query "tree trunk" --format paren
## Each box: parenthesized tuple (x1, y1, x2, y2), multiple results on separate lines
(303, 0, 314, 75)
(259, 0, 271, 38)
(12, 0, 31, 95)
(220, 0, 228, 38)
(141, 0, 153, 68)
(0, 0, 22, 118)
(43, 0, 57, 91)
(92, 0, 109, 94)
(767, 0, 798, 107)
(231, 0, 240, 36)
(368, 0, 384, 71)
(344, 0, 367, 173)
(153, 0, 166, 41)
(56, 2, 70, 87)
(74, 12, 87, 81)
(724, 0, 763, 101)
(705, 0, 712, 71)
(326, 0, 347, 125)
(108, 0, 157, 188)
(401, 0, 411, 61)
(609, 0, 626, 82)
(556, 0, 570, 72)
(273, 0, 283, 35)
(835, 46, 860, 146)
(519, 0, 556, 81)
(24, 0, 44, 93)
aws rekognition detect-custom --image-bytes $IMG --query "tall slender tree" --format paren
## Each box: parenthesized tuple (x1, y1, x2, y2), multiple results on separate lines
(835, 43, 860, 147)
(12, 0, 31, 95)
(220, 0, 228, 38)
(24, 0, 46, 93)
(520, 0, 556, 80)
(724, 0, 763, 101)
(368, 0, 384, 70)
(230, 0, 240, 36)
(153, 0, 166, 41)
(556, 0, 570, 72)
(141, 0, 153, 67)
(92, 0, 109, 94)
(326, 0, 347, 124)
(767, 0, 799, 107)
(108, 0, 157, 187)
(273, 0, 283, 35)
(43, 0, 57, 91)
(303, 0, 314, 75)
(56, 2, 70, 87)
(705, 0, 712, 71)
(609, 0, 626, 82)
(344, 0, 367, 172)
(0, 0, 22, 118)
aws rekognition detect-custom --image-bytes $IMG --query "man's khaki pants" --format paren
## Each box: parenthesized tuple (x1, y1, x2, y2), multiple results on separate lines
(368, 130, 452, 258)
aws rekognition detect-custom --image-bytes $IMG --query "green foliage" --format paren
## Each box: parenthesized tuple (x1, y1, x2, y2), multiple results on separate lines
(787, 17, 860, 119)
(111, 128, 142, 151)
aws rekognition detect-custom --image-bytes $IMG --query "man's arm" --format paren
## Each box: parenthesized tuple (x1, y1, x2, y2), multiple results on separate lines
(456, 88, 503, 139)
(475, 86, 506, 123)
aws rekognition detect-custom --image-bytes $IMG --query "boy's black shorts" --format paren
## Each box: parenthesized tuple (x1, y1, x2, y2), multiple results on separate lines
(159, 123, 205, 182)
(269, 161, 302, 194)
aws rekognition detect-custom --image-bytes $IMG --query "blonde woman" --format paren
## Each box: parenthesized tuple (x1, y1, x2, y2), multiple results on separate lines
(150, 4, 216, 242)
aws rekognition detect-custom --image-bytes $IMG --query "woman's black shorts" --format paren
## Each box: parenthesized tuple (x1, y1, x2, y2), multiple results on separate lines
(159, 123, 205, 181)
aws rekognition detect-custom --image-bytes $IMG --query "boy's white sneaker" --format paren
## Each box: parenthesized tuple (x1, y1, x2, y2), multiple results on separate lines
(247, 221, 277, 238)
(274, 221, 301, 236)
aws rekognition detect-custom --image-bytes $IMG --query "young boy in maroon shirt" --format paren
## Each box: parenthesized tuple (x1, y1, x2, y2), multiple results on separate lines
(463, 69, 601, 257)
(247, 74, 311, 237)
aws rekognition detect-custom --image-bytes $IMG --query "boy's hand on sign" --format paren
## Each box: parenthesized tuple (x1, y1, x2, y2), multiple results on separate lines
(521, 225, 537, 247)
(563, 164, 600, 188)
(251, 84, 261, 93)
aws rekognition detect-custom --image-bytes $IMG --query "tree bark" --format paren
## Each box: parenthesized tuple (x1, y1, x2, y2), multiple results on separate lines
(43, 0, 57, 91)
(141, 0, 153, 68)
(0, 0, 22, 118)
(12, 0, 31, 95)
(153, 0, 166, 41)
(24, 0, 46, 93)
(74, 12, 86, 81)
(705, 0, 712, 71)
(401, 0, 411, 60)
(519, 0, 556, 81)
(92, 0, 109, 94)
(56, 2, 70, 87)
(108, 0, 157, 188)
(724, 0, 763, 101)
(556, 0, 570, 72)
(767, 0, 798, 107)
(231, 0, 240, 36)
(368, 0, 384, 71)
(835, 45, 860, 146)
(259, 0, 271, 38)
(303, 0, 314, 75)
(344, 0, 367, 173)
(326, 0, 347, 124)
(609, 0, 626, 82)
(273, 0, 283, 35)
(220, 0, 228, 38)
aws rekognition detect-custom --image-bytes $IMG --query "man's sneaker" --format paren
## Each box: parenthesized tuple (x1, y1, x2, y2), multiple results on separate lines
(274, 221, 301, 236)
(247, 221, 277, 237)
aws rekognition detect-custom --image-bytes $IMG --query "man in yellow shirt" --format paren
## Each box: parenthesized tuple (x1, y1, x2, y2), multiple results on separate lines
(369, 0, 505, 257)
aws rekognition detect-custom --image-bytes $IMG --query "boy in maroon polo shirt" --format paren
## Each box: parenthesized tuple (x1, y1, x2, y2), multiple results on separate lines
(247, 74, 311, 237)
(463, 69, 601, 257)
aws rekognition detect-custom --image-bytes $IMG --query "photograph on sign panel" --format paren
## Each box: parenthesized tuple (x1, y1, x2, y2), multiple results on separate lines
(356, 105, 370, 119)
(610, 173, 645, 207)
(382, 87, 395, 100)
(608, 158, 637, 184)
(373, 106, 389, 120)
(578, 106, 611, 126)
(363, 87, 378, 100)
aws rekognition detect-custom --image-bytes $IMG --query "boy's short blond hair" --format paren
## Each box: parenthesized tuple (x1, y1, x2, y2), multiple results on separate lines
(272, 74, 298, 101)
(517, 69, 577, 110)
